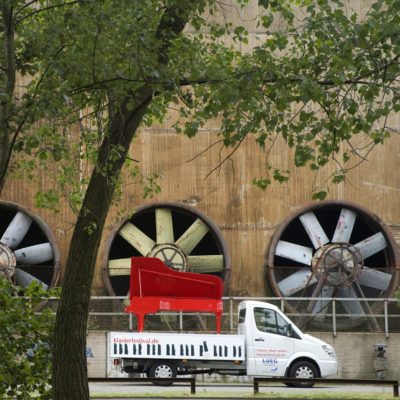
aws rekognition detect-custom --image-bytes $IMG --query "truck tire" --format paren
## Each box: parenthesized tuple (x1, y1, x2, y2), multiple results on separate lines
(288, 361, 317, 388)
(148, 361, 177, 386)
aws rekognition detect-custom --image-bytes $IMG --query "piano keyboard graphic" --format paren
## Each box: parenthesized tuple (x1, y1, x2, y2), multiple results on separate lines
(113, 341, 243, 359)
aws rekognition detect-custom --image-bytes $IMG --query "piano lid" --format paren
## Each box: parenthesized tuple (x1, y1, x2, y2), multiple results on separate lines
(130, 257, 224, 299)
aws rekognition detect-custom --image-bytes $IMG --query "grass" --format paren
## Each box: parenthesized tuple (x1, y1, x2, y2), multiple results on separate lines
(91, 395, 395, 399)
(91, 388, 396, 400)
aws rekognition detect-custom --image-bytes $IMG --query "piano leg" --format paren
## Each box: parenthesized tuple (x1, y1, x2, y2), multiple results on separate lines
(136, 312, 145, 332)
(216, 312, 222, 334)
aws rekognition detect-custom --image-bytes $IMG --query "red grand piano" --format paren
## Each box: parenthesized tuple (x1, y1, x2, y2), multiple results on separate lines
(125, 257, 224, 333)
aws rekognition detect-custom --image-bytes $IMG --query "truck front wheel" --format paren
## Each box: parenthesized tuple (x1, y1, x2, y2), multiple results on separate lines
(148, 361, 177, 385)
(288, 361, 317, 388)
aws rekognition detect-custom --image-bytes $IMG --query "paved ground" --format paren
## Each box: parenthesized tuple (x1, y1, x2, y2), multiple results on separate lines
(89, 381, 396, 399)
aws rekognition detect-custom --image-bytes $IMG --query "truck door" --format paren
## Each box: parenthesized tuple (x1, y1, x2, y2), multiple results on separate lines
(250, 307, 295, 376)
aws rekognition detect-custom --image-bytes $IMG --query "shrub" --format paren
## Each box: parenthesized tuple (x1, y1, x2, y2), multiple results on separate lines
(0, 276, 58, 399)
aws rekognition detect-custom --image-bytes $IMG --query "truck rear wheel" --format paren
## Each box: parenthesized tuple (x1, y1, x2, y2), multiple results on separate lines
(149, 361, 177, 385)
(288, 361, 317, 388)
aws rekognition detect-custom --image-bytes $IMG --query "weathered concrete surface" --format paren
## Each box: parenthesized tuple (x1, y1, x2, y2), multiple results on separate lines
(312, 332, 400, 381)
(87, 331, 107, 378)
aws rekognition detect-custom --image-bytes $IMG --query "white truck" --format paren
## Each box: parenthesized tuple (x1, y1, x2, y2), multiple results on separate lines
(110, 300, 337, 387)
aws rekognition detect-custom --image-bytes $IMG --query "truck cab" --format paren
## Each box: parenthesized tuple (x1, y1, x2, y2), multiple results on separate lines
(238, 301, 337, 383)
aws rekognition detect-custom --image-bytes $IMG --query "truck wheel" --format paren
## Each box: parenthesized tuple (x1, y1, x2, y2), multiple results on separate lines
(149, 361, 177, 386)
(289, 361, 317, 388)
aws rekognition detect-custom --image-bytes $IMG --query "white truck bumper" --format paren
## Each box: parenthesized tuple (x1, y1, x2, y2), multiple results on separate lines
(319, 360, 338, 377)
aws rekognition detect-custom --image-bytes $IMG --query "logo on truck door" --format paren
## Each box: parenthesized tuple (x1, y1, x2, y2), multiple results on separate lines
(262, 357, 278, 364)
(261, 358, 279, 373)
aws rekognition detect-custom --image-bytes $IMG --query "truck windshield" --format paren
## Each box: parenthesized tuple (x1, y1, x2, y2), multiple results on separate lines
(254, 307, 290, 336)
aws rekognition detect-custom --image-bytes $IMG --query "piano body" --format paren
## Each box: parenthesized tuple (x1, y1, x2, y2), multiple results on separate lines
(125, 257, 224, 333)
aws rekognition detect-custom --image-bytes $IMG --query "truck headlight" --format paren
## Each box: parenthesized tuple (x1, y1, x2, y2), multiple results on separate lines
(322, 344, 336, 359)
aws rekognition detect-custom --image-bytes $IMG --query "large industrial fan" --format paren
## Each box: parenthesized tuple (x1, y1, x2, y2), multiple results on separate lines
(102, 202, 230, 296)
(267, 200, 400, 329)
(0, 201, 60, 291)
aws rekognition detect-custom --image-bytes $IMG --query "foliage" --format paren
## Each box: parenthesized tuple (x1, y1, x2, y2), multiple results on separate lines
(3, 0, 399, 204)
(173, 0, 400, 199)
(2, 0, 170, 213)
(2, 0, 399, 205)
(0, 276, 58, 400)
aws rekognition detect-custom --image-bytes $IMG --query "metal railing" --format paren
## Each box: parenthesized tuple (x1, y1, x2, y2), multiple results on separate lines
(86, 296, 400, 337)
(88, 377, 196, 394)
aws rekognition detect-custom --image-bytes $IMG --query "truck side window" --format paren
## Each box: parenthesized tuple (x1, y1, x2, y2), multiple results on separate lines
(276, 313, 290, 336)
(254, 308, 278, 334)
(254, 307, 291, 336)
(238, 308, 246, 324)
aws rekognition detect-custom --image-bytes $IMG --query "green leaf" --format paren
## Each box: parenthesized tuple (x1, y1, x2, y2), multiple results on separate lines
(252, 177, 271, 190)
(312, 191, 327, 200)
(258, 0, 269, 8)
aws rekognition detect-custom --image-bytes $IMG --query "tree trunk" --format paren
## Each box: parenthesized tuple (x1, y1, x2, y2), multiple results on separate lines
(53, 87, 152, 399)
(0, 0, 15, 193)
(52, 4, 194, 398)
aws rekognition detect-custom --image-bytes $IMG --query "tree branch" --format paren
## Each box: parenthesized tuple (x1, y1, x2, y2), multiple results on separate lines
(67, 50, 400, 96)
(15, 0, 39, 16)
(91, 24, 101, 84)
(186, 139, 225, 163)
(204, 135, 247, 180)
(16, 1, 80, 24)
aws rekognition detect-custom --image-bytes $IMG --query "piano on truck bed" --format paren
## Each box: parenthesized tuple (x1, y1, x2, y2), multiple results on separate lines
(125, 257, 224, 333)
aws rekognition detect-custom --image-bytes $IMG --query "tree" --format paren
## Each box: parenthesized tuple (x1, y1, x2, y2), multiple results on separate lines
(2, 1, 228, 398)
(29, 1, 238, 399)
(1, 0, 399, 399)
(1, 1, 220, 399)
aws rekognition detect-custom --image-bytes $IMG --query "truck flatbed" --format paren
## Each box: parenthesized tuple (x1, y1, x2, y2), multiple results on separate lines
(110, 332, 245, 361)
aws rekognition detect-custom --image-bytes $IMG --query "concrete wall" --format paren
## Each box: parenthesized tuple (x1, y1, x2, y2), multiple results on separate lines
(87, 330, 400, 381)
(86, 331, 108, 378)
(313, 332, 399, 381)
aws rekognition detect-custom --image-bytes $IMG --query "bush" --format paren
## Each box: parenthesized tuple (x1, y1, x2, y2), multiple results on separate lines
(0, 276, 58, 399)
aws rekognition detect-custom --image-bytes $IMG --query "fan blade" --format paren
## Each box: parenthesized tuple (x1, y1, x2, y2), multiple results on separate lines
(332, 208, 356, 243)
(156, 208, 174, 244)
(275, 240, 313, 265)
(299, 212, 330, 249)
(188, 255, 224, 272)
(338, 286, 365, 316)
(124, 290, 130, 307)
(175, 218, 209, 254)
(14, 243, 53, 265)
(277, 268, 317, 296)
(353, 232, 387, 261)
(108, 258, 131, 276)
(119, 222, 155, 256)
(1, 212, 32, 249)
(357, 267, 392, 291)
(312, 285, 335, 315)
(15, 268, 48, 290)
